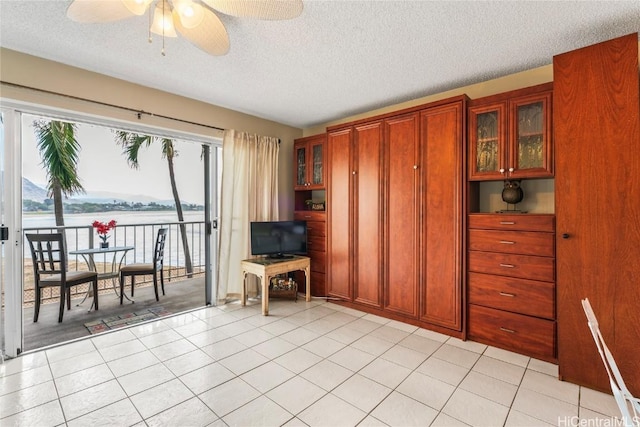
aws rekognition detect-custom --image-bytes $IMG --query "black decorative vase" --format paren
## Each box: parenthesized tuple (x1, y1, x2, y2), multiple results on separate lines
(502, 180, 524, 205)
(100, 242, 109, 249)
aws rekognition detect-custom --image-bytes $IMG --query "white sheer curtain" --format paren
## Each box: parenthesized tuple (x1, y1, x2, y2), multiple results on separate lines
(217, 129, 280, 303)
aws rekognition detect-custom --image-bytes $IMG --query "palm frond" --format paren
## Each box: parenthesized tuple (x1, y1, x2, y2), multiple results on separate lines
(33, 120, 85, 198)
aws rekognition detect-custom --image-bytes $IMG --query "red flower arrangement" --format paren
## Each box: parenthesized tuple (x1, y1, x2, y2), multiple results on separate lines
(92, 219, 117, 244)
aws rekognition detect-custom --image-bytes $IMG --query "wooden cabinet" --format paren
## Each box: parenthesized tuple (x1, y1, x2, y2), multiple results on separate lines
(294, 134, 325, 190)
(293, 134, 327, 296)
(469, 84, 553, 181)
(467, 213, 556, 361)
(326, 96, 466, 334)
(554, 33, 640, 394)
(294, 211, 326, 297)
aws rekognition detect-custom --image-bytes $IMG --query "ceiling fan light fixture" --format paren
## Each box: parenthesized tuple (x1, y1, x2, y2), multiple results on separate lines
(122, 0, 153, 16)
(150, 0, 178, 37)
(172, 0, 205, 29)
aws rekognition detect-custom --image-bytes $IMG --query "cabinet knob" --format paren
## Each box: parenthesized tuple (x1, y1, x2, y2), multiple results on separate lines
(499, 168, 505, 173)
(562, 233, 570, 239)
(413, 165, 418, 170)
(508, 167, 514, 172)
(352, 171, 356, 175)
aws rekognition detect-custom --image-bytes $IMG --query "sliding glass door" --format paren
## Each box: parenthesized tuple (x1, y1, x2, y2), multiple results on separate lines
(0, 101, 220, 355)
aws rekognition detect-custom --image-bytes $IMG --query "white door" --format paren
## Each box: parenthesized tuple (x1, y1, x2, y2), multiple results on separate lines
(1, 108, 24, 358)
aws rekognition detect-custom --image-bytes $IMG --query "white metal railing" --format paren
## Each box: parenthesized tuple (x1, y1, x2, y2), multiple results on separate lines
(21, 221, 206, 305)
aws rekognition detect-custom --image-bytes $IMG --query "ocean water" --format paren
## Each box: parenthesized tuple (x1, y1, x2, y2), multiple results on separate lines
(23, 211, 209, 267)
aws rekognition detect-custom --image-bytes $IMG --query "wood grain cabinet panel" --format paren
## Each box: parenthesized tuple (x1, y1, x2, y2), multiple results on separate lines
(384, 114, 419, 317)
(327, 128, 353, 300)
(419, 102, 464, 330)
(554, 33, 640, 394)
(353, 121, 384, 308)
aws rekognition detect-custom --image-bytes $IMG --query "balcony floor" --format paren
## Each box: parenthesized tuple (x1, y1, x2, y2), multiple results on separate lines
(23, 276, 206, 352)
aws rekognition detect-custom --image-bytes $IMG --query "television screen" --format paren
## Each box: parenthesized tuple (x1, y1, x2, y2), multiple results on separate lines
(250, 221, 307, 258)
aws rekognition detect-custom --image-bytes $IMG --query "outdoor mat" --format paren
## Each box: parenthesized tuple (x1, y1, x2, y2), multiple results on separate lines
(84, 306, 172, 334)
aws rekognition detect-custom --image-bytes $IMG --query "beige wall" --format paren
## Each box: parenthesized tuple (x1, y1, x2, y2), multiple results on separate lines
(302, 64, 555, 214)
(303, 65, 553, 136)
(0, 48, 303, 218)
(1, 47, 557, 216)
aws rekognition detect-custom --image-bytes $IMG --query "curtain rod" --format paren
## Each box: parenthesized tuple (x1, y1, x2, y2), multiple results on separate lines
(0, 80, 226, 133)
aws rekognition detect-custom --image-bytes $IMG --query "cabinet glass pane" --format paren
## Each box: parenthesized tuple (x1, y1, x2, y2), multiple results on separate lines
(476, 111, 499, 172)
(296, 147, 306, 185)
(312, 144, 323, 185)
(517, 102, 543, 169)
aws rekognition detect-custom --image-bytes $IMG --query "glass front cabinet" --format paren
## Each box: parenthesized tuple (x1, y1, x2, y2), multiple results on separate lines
(469, 87, 553, 181)
(294, 134, 326, 190)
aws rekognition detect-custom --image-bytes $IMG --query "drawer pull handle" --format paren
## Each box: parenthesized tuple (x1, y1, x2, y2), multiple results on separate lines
(500, 221, 515, 225)
(499, 292, 515, 297)
(500, 327, 516, 333)
(499, 240, 515, 245)
(499, 263, 515, 268)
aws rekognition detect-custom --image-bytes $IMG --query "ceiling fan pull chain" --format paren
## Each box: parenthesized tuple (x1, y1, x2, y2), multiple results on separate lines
(161, 0, 166, 56)
(148, 5, 152, 44)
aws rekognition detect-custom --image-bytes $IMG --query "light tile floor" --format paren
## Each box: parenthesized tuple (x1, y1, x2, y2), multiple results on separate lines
(0, 299, 624, 427)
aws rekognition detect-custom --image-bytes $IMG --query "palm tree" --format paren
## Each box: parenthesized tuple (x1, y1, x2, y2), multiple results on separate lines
(32, 120, 85, 227)
(113, 131, 193, 277)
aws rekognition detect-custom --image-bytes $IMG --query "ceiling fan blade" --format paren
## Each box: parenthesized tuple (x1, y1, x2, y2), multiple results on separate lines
(174, 7, 230, 56)
(202, 0, 303, 20)
(67, 0, 137, 23)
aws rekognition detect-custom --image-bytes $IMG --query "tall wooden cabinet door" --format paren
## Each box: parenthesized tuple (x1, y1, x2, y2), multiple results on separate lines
(327, 128, 353, 300)
(554, 33, 640, 395)
(353, 122, 384, 308)
(384, 113, 420, 318)
(419, 101, 464, 330)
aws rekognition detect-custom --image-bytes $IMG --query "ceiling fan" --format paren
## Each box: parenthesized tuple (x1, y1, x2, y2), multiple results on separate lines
(66, 0, 303, 56)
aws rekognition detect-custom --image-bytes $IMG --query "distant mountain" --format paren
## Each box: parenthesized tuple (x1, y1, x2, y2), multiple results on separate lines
(22, 177, 176, 205)
(22, 178, 49, 202)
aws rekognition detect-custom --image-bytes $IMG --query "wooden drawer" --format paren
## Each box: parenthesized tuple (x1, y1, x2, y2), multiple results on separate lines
(295, 211, 326, 222)
(308, 250, 325, 273)
(468, 272, 555, 319)
(468, 304, 555, 360)
(469, 214, 555, 232)
(305, 221, 326, 238)
(469, 229, 554, 257)
(468, 251, 554, 282)
(307, 235, 326, 253)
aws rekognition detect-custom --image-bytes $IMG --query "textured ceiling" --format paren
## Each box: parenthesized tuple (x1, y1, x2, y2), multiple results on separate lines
(1, 1, 640, 129)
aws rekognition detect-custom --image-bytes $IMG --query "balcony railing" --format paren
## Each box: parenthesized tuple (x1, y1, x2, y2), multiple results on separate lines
(22, 221, 206, 306)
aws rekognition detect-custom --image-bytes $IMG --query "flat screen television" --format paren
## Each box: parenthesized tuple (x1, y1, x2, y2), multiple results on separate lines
(250, 220, 307, 258)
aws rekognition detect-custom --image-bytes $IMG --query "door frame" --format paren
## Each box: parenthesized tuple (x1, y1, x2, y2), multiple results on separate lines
(2, 107, 24, 358)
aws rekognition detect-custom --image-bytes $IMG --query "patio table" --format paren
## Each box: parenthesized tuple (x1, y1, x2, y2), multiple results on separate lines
(69, 246, 135, 308)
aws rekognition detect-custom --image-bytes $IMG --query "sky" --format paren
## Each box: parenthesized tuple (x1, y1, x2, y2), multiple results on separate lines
(21, 113, 206, 205)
